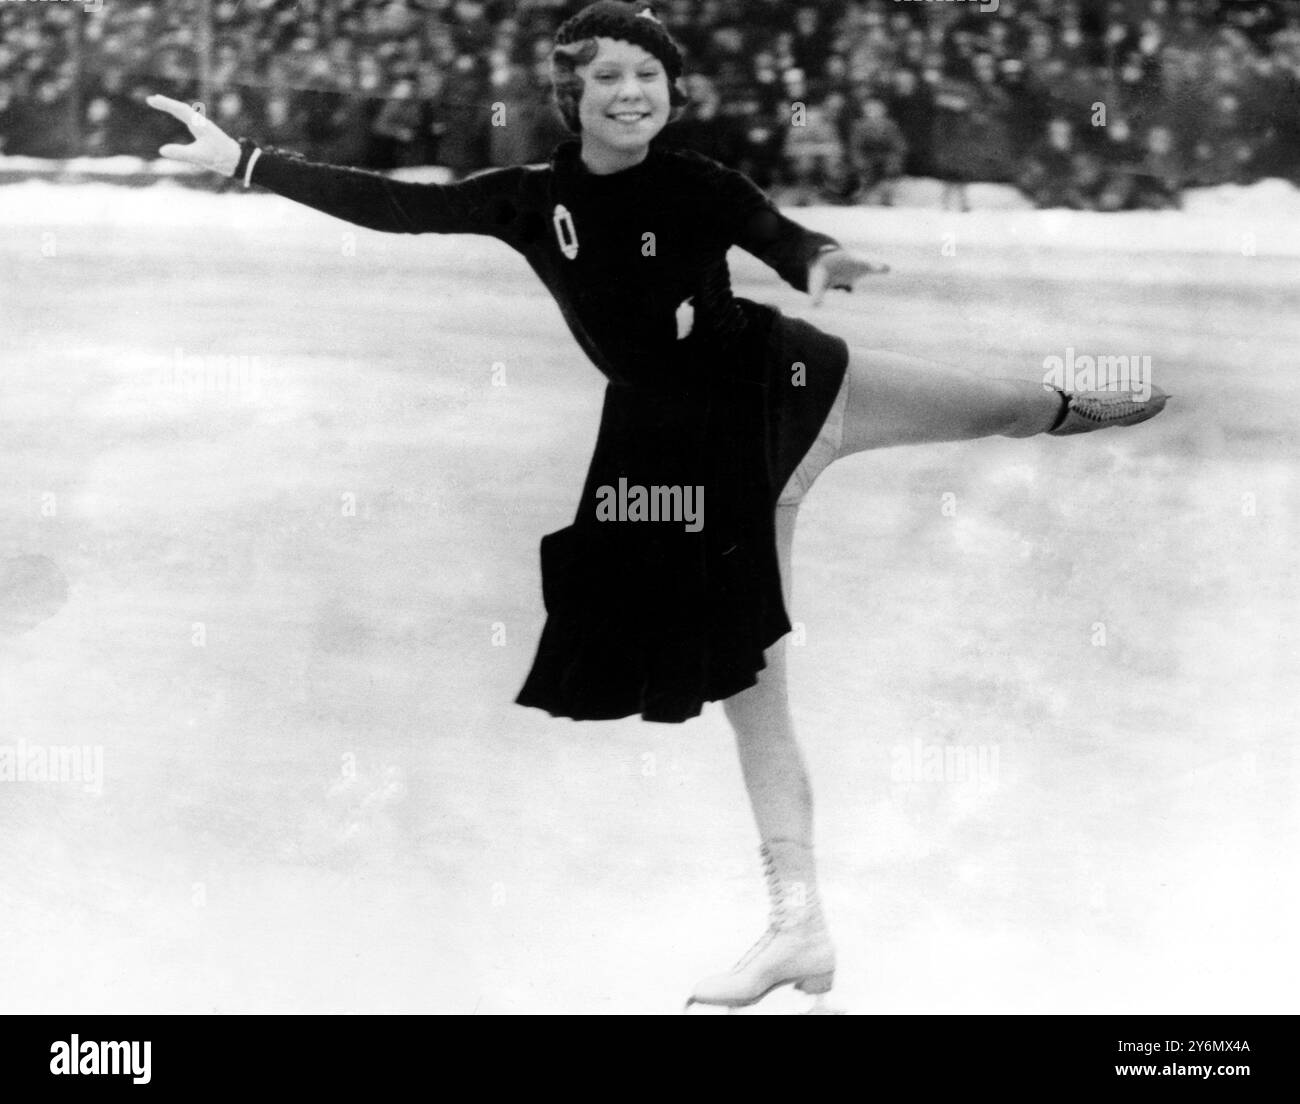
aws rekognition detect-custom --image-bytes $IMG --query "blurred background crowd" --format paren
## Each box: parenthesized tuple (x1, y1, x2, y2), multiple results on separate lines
(2, 0, 1298, 209)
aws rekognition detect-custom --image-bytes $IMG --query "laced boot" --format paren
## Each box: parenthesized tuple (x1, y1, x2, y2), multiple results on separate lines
(685, 839, 837, 1012)
(1047, 386, 1169, 435)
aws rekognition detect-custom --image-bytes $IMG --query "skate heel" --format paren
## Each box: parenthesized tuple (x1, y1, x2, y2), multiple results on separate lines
(794, 971, 834, 995)
(797, 974, 846, 1014)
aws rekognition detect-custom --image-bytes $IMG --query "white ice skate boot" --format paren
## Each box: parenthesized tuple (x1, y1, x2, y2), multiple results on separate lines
(685, 840, 838, 1013)
(1047, 386, 1169, 435)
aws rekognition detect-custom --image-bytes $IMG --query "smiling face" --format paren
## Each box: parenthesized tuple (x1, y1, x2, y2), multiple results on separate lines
(574, 37, 672, 166)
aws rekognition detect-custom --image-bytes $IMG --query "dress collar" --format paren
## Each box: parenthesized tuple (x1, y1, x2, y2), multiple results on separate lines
(551, 138, 662, 185)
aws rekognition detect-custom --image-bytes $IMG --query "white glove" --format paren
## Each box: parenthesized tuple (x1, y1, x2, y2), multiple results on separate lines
(146, 93, 241, 177)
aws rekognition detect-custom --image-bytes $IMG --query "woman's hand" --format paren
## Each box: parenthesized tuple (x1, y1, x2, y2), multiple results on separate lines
(809, 248, 890, 307)
(146, 93, 241, 177)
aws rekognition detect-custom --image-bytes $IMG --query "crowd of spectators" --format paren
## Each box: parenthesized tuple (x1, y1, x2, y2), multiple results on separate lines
(2, 0, 1299, 210)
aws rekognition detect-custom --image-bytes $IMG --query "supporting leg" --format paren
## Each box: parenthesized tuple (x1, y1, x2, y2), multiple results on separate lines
(721, 502, 812, 846)
(685, 504, 837, 1012)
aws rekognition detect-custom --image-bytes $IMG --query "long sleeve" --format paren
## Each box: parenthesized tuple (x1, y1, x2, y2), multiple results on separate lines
(707, 160, 842, 293)
(734, 203, 841, 293)
(246, 145, 527, 238)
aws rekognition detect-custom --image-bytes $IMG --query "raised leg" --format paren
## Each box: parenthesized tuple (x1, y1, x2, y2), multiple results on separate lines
(837, 346, 1064, 456)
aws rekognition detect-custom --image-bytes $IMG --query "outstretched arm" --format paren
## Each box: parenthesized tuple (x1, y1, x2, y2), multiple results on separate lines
(146, 93, 516, 238)
(717, 161, 888, 305)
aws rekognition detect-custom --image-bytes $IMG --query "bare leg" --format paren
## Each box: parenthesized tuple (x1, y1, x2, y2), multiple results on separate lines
(838, 347, 1062, 455)
(721, 501, 812, 846)
(690, 499, 833, 1009)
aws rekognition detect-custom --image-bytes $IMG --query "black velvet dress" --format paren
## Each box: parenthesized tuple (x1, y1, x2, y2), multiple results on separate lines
(247, 137, 850, 723)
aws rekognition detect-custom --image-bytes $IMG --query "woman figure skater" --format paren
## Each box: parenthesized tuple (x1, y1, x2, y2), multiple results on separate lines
(147, 1, 1166, 1012)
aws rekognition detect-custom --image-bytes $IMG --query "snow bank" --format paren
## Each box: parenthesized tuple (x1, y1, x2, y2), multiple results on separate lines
(3, 169, 1300, 257)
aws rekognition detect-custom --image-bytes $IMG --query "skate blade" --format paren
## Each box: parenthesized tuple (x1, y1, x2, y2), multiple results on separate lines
(804, 997, 847, 1015)
(684, 979, 844, 1015)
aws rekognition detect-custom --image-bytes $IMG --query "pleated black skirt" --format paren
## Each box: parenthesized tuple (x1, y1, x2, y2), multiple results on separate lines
(515, 304, 849, 723)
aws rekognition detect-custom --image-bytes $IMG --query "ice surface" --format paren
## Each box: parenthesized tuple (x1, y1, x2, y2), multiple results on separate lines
(1, 182, 1296, 1013)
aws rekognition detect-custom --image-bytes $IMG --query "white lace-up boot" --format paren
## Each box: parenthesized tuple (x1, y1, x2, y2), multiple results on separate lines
(685, 839, 837, 1012)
